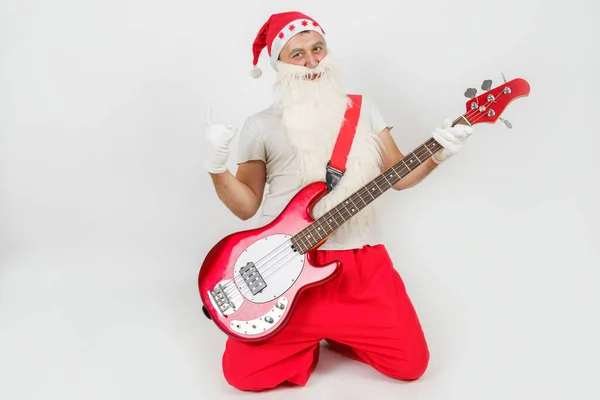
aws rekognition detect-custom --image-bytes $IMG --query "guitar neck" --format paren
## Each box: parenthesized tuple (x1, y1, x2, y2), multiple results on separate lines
(291, 115, 471, 253)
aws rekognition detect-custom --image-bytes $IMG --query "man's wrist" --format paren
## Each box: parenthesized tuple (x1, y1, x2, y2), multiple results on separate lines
(206, 167, 227, 175)
(204, 160, 228, 174)
(431, 151, 445, 164)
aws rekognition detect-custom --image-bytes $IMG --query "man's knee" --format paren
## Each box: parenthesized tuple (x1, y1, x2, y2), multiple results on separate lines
(223, 369, 260, 392)
(381, 339, 430, 381)
(400, 345, 430, 380)
(221, 339, 319, 392)
(222, 350, 248, 391)
(222, 349, 267, 391)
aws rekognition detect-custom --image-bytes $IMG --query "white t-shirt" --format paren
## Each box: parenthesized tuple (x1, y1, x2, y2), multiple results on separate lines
(236, 96, 392, 250)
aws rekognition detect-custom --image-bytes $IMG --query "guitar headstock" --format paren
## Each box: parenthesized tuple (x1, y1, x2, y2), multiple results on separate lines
(462, 75, 530, 128)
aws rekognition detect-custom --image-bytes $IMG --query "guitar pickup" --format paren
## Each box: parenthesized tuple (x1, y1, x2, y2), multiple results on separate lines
(239, 262, 267, 295)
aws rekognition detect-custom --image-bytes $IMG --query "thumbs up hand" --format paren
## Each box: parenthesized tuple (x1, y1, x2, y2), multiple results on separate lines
(204, 104, 238, 174)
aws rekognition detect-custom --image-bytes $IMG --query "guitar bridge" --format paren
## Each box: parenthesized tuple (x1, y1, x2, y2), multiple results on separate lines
(240, 262, 267, 295)
(209, 282, 236, 315)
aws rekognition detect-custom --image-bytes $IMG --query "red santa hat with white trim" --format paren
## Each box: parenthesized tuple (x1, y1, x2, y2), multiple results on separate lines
(250, 11, 326, 78)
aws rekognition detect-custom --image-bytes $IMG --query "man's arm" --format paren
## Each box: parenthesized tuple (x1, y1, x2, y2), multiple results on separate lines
(378, 127, 438, 191)
(209, 160, 266, 221)
(203, 106, 267, 221)
(377, 120, 474, 190)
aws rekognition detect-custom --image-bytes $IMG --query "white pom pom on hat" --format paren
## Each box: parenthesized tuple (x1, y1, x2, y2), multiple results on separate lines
(250, 65, 262, 79)
(250, 11, 325, 78)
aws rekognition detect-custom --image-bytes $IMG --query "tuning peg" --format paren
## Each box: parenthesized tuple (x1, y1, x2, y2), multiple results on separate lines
(481, 79, 493, 91)
(464, 88, 477, 98)
(499, 117, 512, 129)
(501, 72, 507, 83)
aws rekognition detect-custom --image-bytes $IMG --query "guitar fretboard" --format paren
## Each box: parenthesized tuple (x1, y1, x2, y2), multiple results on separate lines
(290, 115, 470, 253)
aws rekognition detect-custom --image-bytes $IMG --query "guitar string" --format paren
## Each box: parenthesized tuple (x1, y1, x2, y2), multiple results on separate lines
(237, 137, 446, 283)
(239, 134, 451, 282)
(221, 132, 446, 304)
(293, 138, 441, 246)
(221, 113, 485, 305)
(222, 115, 466, 288)
(293, 94, 504, 250)
(220, 139, 447, 305)
(221, 99, 500, 304)
(218, 94, 504, 303)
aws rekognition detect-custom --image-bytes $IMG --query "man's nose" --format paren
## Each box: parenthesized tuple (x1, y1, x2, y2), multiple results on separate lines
(305, 54, 319, 68)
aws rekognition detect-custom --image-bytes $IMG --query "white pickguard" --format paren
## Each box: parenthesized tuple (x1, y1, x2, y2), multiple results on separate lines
(230, 297, 288, 336)
(233, 234, 305, 304)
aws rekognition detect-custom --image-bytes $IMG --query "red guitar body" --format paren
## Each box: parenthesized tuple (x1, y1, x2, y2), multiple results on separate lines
(198, 181, 341, 342)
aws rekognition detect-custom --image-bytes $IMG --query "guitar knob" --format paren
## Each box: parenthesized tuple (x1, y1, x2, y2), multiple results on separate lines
(464, 88, 477, 98)
(276, 301, 285, 310)
(499, 117, 513, 128)
(265, 316, 274, 324)
(481, 79, 492, 91)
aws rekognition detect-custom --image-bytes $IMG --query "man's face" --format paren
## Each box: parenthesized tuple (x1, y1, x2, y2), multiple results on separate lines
(279, 30, 327, 69)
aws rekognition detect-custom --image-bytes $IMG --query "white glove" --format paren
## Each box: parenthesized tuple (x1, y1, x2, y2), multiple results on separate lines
(431, 119, 474, 164)
(203, 105, 238, 174)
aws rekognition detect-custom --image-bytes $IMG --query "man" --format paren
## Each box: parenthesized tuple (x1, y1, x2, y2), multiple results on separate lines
(203, 11, 473, 392)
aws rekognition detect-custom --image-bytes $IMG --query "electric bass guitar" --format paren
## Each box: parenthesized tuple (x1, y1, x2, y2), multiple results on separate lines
(198, 76, 530, 342)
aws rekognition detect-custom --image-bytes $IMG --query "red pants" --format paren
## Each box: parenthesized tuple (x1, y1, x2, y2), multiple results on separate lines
(221, 244, 429, 391)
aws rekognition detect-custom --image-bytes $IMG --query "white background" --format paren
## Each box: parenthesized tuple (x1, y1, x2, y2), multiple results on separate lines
(1, 0, 599, 399)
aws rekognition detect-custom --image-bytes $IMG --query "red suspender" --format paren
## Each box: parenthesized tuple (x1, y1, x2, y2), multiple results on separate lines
(326, 94, 362, 192)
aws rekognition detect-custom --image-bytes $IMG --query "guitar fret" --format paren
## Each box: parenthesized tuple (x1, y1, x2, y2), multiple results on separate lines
(402, 159, 411, 171)
(371, 179, 381, 194)
(339, 199, 354, 222)
(332, 206, 345, 229)
(340, 200, 349, 219)
(359, 187, 375, 204)
(291, 133, 454, 254)
(341, 199, 353, 216)
(375, 182, 384, 196)
(387, 169, 400, 183)
(314, 220, 326, 240)
(353, 192, 368, 209)
(381, 172, 393, 186)
(348, 197, 359, 213)
(380, 177, 390, 188)
(305, 229, 319, 246)
(358, 194, 368, 208)
(365, 183, 377, 200)
(393, 164, 406, 179)
(298, 234, 309, 252)
(293, 237, 304, 253)
(321, 215, 332, 232)
(317, 221, 327, 240)
(327, 213, 338, 229)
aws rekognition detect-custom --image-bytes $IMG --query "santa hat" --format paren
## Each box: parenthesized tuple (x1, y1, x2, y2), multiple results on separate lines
(250, 11, 326, 78)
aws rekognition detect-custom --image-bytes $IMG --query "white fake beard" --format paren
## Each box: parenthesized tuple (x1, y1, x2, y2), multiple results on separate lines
(274, 55, 351, 183)
(273, 55, 385, 245)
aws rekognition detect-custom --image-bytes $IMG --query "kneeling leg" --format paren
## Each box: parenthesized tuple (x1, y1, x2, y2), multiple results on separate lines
(222, 337, 321, 391)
